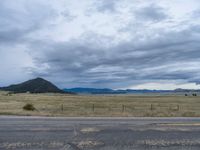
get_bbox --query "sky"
[1,0,200,90]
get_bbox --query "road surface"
[1,116,200,150]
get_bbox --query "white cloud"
[129,81,200,90]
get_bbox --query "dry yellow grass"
[0,91,200,117]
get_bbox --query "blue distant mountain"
[63,88,172,94]
[63,88,123,94]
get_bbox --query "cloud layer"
[1,0,200,89]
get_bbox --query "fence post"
[108,106,111,111]
[150,104,153,111]
[177,105,179,111]
[122,105,125,113]
[61,104,64,112]
[92,104,95,112]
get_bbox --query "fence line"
[58,104,181,113]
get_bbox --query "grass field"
[0,91,200,117]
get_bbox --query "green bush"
[23,104,36,111]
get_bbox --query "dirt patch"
[80,127,100,133]
[77,140,104,148]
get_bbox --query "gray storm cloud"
[134,4,168,22]
[1,0,200,89]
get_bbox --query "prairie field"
[0,91,200,117]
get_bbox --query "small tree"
[23,104,36,111]
[192,93,197,96]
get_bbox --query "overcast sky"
[1,0,200,90]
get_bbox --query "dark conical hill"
[1,78,65,93]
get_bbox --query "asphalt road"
[1,116,200,150]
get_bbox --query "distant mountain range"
[0,78,66,93]
[174,88,200,92]
[63,88,173,94]
[64,88,200,94]
[1,77,199,94]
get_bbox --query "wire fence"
[48,103,200,117]
[57,103,181,113]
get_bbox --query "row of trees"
[185,93,197,96]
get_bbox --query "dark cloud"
[0,1,53,44]
[27,23,200,88]
[93,0,119,13]
[0,0,74,44]
[134,4,168,22]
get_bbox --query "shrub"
[23,104,36,111]
[182,112,196,117]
